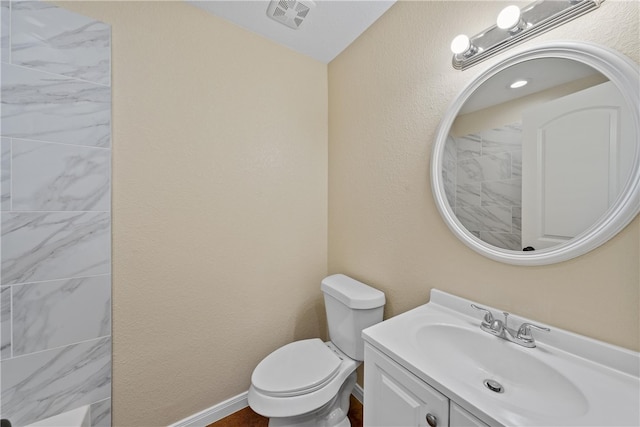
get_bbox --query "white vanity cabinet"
[362,290,640,427]
[364,343,489,427]
[449,403,490,427]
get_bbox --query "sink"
[362,289,640,426]
[415,324,589,418]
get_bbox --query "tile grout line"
[4,57,111,89]
[0,40,3,411]
[8,136,111,151]
[3,333,111,362]
[9,285,12,360]
[7,272,111,288]
[6,210,110,214]
[9,137,12,212]
[8,0,11,65]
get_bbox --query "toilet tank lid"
[321,274,385,309]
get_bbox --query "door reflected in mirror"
[442,58,635,252]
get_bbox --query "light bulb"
[497,5,522,30]
[509,79,529,89]
[450,34,471,55]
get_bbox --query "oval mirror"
[431,42,640,265]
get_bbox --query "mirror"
[432,42,640,265]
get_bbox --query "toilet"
[248,274,385,427]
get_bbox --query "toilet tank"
[321,274,385,361]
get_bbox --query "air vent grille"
[266,0,315,30]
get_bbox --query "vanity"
[362,290,640,426]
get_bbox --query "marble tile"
[443,174,456,208]
[456,183,481,207]
[457,152,511,184]
[480,231,521,251]
[1,336,111,427]
[512,207,522,235]
[444,135,457,163]
[1,137,10,210]
[12,139,110,211]
[12,275,110,356]
[11,1,110,86]
[511,150,522,178]
[0,63,111,147]
[2,211,111,285]
[481,179,522,207]
[454,133,481,160]
[481,123,522,155]
[1,1,9,63]
[455,205,512,233]
[1,286,11,359]
[90,398,111,427]
[442,164,456,208]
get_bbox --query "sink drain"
[483,379,504,393]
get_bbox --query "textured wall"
[329,0,639,351]
[52,1,328,425]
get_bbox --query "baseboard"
[169,386,365,427]
[352,383,364,404]
[168,391,248,427]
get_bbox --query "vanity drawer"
[450,402,490,427]
[364,343,449,427]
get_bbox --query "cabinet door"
[450,402,490,427]
[364,344,449,427]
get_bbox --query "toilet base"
[267,371,357,427]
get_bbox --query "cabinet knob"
[426,413,437,427]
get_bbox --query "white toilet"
[248,274,385,427]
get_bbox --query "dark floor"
[208,395,363,427]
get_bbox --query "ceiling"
[459,57,601,114]
[187,0,396,63]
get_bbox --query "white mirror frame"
[431,41,640,265]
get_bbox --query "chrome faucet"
[471,304,550,348]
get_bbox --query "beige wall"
[329,0,639,359]
[56,2,328,425]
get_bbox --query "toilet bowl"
[248,274,385,427]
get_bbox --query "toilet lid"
[251,338,342,397]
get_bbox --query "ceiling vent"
[266,0,316,30]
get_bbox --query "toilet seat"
[248,340,360,419]
[251,339,341,397]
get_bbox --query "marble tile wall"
[443,135,457,208]
[0,2,111,426]
[451,123,522,251]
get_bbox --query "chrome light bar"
[451,0,603,70]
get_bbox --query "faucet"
[471,304,550,348]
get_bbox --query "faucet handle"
[471,304,494,326]
[517,322,551,345]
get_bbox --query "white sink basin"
[415,324,589,418]
[362,290,640,426]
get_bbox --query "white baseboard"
[168,391,248,427]
[168,387,365,427]
[352,383,364,404]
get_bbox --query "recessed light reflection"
[509,79,529,89]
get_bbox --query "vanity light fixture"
[450,34,477,57]
[451,0,602,70]
[509,79,529,89]
[496,5,526,33]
